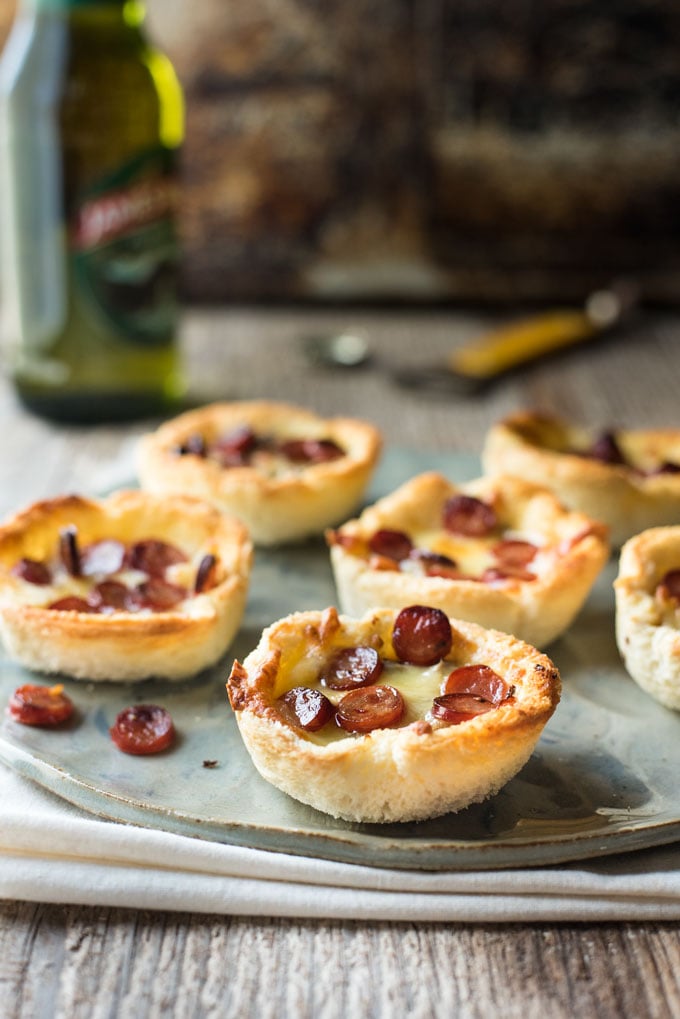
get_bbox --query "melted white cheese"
[286,659,453,745]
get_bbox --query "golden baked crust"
[0,491,252,682]
[615,526,680,710]
[482,410,680,547]
[137,400,382,546]
[227,606,561,823]
[328,472,608,649]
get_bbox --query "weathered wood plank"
[2,902,680,1019]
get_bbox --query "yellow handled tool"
[448,289,628,381]
[302,285,635,394]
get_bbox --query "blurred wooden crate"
[3,0,680,303]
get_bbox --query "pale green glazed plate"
[1,449,680,871]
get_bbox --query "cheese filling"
[413,528,547,578]
[7,552,218,616]
[276,658,504,745]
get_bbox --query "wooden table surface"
[2,306,680,1018]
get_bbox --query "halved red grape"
[279,438,344,463]
[319,646,384,690]
[11,558,52,585]
[133,578,187,610]
[588,431,626,465]
[368,529,413,562]
[431,693,494,725]
[277,687,334,731]
[59,525,81,576]
[392,605,452,665]
[7,683,75,727]
[313,440,344,461]
[492,539,538,568]
[126,539,187,576]
[442,494,497,536]
[657,569,680,602]
[109,704,175,755]
[408,549,459,578]
[336,684,404,732]
[212,425,258,466]
[48,596,97,612]
[80,539,126,577]
[87,580,131,612]
[195,553,219,594]
[442,663,513,703]
[277,439,312,462]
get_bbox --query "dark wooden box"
[4,0,680,303]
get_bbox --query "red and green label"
[70,147,178,345]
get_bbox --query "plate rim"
[2,445,680,872]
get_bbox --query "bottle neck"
[29,0,142,13]
[32,0,124,6]
[26,0,146,31]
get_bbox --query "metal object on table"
[302,332,372,369]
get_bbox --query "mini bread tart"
[482,410,680,547]
[0,491,252,681]
[327,472,608,649]
[227,605,561,823]
[615,527,680,710]
[137,400,382,545]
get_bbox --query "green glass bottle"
[0,0,185,423]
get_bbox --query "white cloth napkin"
[3,762,680,922]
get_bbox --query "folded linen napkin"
[3,763,680,922]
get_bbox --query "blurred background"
[2,0,680,307]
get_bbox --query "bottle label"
[70,147,178,345]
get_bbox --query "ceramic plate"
[1,449,680,871]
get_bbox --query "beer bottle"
[0,0,185,423]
